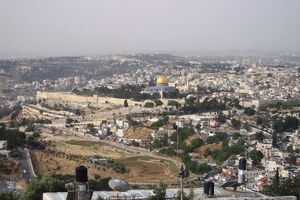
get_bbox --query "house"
[0,140,10,158]
[116,128,126,138]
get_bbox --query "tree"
[23,176,66,200]
[23,175,112,200]
[168,100,180,108]
[65,118,74,125]
[151,116,169,129]
[190,138,204,150]
[244,107,256,116]
[187,188,195,200]
[231,118,241,130]
[148,183,167,200]
[287,145,294,153]
[74,109,81,115]
[195,124,201,133]
[232,133,241,140]
[218,111,226,124]
[243,122,251,131]
[272,115,299,133]
[262,175,300,198]
[124,99,128,108]
[272,132,278,148]
[175,188,195,200]
[249,149,264,166]
[86,124,98,135]
[0,192,20,200]
[256,116,263,125]
[144,102,155,108]
[255,132,265,142]
[154,99,163,106]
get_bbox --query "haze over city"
[1,0,300,59]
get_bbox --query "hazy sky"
[1,0,300,58]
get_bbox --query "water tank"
[239,158,246,170]
[238,169,245,184]
[203,181,210,195]
[209,182,214,196]
[76,166,88,183]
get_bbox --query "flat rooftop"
[42,187,297,200]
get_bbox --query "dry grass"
[0,160,20,176]
[125,126,153,140]
[31,134,178,183]
[195,142,222,160]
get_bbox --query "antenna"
[108,178,130,200]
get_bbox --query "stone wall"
[36,91,182,107]
[36,91,99,104]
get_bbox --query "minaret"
[160,89,164,99]
[186,78,190,92]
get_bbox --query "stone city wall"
[36,91,99,104]
[36,91,182,107]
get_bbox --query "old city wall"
[36,91,148,106]
[36,91,180,107]
[36,91,99,104]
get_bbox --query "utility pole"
[179,165,185,200]
[176,113,179,157]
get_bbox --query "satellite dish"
[108,178,130,192]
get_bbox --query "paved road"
[21,148,37,179]
[0,149,35,193]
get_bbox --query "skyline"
[1,0,300,59]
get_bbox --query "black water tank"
[239,158,247,170]
[203,181,210,195]
[76,166,88,183]
[209,182,214,196]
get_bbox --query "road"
[0,149,36,193]
[21,148,37,179]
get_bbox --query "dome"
[156,75,168,85]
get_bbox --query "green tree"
[243,122,251,131]
[190,138,204,150]
[231,118,241,130]
[244,107,256,116]
[148,183,167,200]
[272,132,278,148]
[195,124,201,132]
[23,176,66,200]
[262,176,300,198]
[168,100,180,108]
[144,102,155,108]
[175,188,194,200]
[287,145,294,153]
[124,99,128,108]
[249,149,264,166]
[232,133,241,140]
[272,115,299,133]
[154,99,163,106]
[255,132,265,142]
[86,124,98,135]
[218,111,226,124]
[74,109,81,115]
[0,192,20,200]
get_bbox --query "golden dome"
[156,75,168,85]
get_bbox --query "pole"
[180,175,183,200]
[179,165,184,200]
[176,115,179,157]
